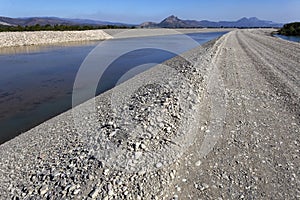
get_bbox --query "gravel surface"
[103,28,234,37]
[0,28,231,48]
[0,29,299,199]
[0,30,112,48]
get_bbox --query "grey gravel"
[0,29,299,199]
[0,30,112,48]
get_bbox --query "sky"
[0,0,299,24]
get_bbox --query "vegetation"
[278,22,300,36]
[0,24,135,32]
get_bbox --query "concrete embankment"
[0,29,299,199]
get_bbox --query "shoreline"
[0,28,234,48]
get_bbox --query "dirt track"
[0,29,299,199]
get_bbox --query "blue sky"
[0,0,299,23]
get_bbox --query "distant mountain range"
[0,16,134,27]
[140,15,283,28]
[0,15,283,28]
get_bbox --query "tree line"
[278,22,300,36]
[0,24,135,32]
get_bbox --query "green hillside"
[278,22,300,36]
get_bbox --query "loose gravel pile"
[0,29,299,199]
[0,30,112,48]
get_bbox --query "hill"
[278,22,300,36]
[0,15,284,29]
[140,15,283,28]
[0,16,134,27]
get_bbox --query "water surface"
[0,31,227,144]
[275,34,300,43]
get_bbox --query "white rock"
[140,143,147,150]
[156,162,163,168]
[89,188,100,199]
[134,151,143,159]
[195,160,202,166]
[108,189,114,196]
[104,168,110,175]
[200,183,209,191]
[73,189,81,195]
[103,196,109,200]
[170,172,175,179]
[39,186,48,196]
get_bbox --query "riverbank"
[0,28,234,48]
[0,29,299,199]
[0,30,113,48]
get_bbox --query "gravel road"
[169,29,300,199]
[0,29,299,199]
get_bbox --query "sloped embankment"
[0,30,113,48]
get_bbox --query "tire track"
[238,31,300,91]
[236,30,300,119]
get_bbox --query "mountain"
[158,15,190,28]
[0,16,134,27]
[140,16,191,28]
[0,15,283,28]
[63,18,133,27]
[140,22,158,28]
[0,16,73,26]
[0,21,13,26]
[140,15,283,28]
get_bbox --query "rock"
[108,189,114,196]
[39,186,48,196]
[104,168,110,175]
[194,183,199,189]
[89,188,100,199]
[170,172,175,179]
[134,151,143,159]
[200,183,209,191]
[107,183,114,196]
[195,160,202,166]
[156,162,163,168]
[68,185,77,192]
[73,189,81,195]
[159,123,164,128]
[103,196,109,200]
[173,194,179,200]
[166,127,172,133]
[140,143,147,150]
